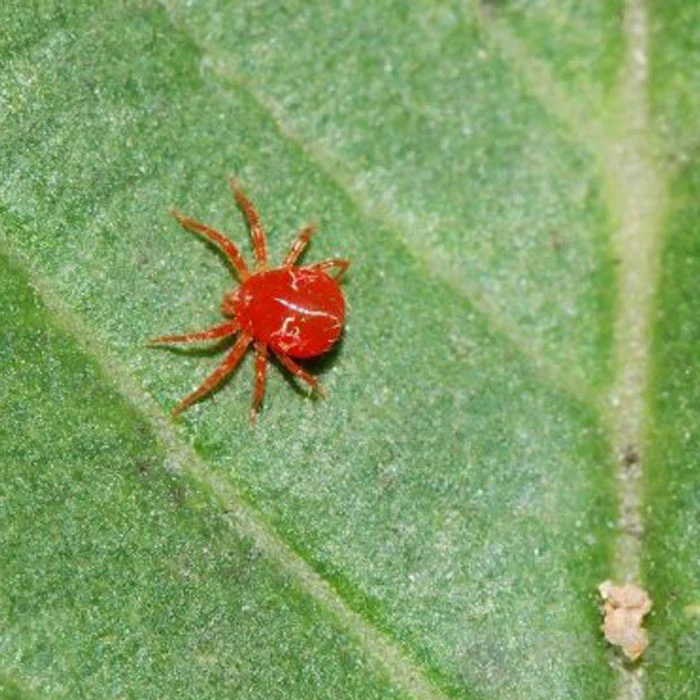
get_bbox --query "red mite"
[149,179,349,421]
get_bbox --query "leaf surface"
[1,1,696,698]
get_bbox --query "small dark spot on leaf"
[549,231,564,253]
[170,483,186,506]
[622,445,640,468]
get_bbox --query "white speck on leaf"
[598,580,652,661]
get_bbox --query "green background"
[1,1,698,698]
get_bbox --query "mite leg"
[250,341,268,423]
[171,212,249,281]
[172,332,252,416]
[148,321,239,346]
[312,259,350,280]
[273,351,326,398]
[230,178,268,269]
[283,223,316,266]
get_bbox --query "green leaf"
[0,1,696,698]
[644,3,700,694]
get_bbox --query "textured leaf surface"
[0,1,696,698]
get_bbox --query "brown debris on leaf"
[598,580,652,661]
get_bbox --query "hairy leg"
[283,223,316,266]
[312,259,350,280]
[148,321,239,346]
[171,212,249,281]
[172,332,252,416]
[273,351,326,397]
[230,178,268,269]
[250,341,268,423]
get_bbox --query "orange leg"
[312,259,350,280]
[172,212,249,281]
[172,332,252,416]
[250,341,268,423]
[283,223,316,266]
[148,321,239,346]
[273,351,326,397]
[230,178,267,270]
